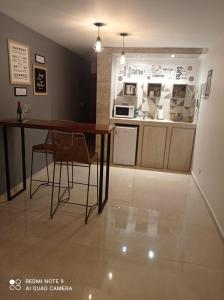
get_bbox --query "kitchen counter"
[110,117,197,129]
[110,117,197,172]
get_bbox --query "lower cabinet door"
[168,128,195,172]
[141,126,167,169]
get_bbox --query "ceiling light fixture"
[93,22,104,53]
[171,54,176,58]
[120,33,128,64]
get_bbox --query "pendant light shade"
[120,33,128,64]
[93,22,104,53]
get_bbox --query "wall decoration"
[172,84,187,99]
[14,87,27,96]
[205,69,213,97]
[33,65,47,95]
[8,39,31,85]
[148,83,162,98]
[118,62,195,82]
[123,82,137,96]
[35,54,45,65]
[113,56,199,122]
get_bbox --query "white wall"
[192,36,224,235]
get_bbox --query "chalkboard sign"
[33,65,47,95]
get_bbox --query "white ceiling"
[0,0,224,57]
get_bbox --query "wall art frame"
[33,64,48,96]
[8,39,31,85]
[14,87,27,96]
[205,69,213,97]
[35,54,45,65]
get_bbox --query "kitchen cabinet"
[168,128,195,172]
[141,126,167,169]
[110,117,196,173]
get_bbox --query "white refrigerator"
[113,126,138,166]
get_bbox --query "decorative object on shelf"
[123,82,137,96]
[8,39,31,85]
[205,69,213,97]
[33,65,47,95]
[93,22,105,53]
[35,54,45,65]
[172,84,187,99]
[148,83,162,98]
[120,33,128,65]
[14,87,27,96]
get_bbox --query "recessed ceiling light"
[171,54,175,58]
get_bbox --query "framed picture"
[35,54,45,65]
[172,84,187,99]
[33,65,48,95]
[148,83,162,98]
[8,39,31,85]
[14,87,27,96]
[205,69,213,97]
[123,82,137,96]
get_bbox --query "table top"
[0,119,114,134]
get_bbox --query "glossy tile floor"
[0,166,224,300]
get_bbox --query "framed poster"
[33,65,48,95]
[8,39,31,85]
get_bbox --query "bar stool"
[50,131,98,224]
[30,121,75,198]
[30,131,54,198]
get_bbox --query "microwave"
[114,105,135,118]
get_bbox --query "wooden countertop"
[0,119,114,134]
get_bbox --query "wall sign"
[14,87,27,96]
[33,65,48,95]
[8,39,31,85]
[35,54,45,64]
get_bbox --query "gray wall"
[0,12,85,195]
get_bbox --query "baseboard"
[191,171,224,239]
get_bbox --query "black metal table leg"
[98,134,105,213]
[98,133,111,213]
[21,127,26,190]
[2,126,27,200]
[3,126,11,200]
[105,133,111,201]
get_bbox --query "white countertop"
[110,117,197,128]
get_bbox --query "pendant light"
[93,22,104,53]
[120,33,128,64]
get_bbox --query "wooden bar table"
[0,119,114,213]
